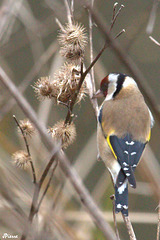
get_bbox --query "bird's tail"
[115,181,128,216]
[116,168,136,189]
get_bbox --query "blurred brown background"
[0,0,160,239]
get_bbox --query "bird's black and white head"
[94,73,137,100]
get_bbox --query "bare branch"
[55,17,65,31]
[88,0,99,117]
[64,0,73,25]
[149,36,160,46]
[36,159,58,213]
[110,4,124,32]
[110,195,120,240]
[122,215,137,240]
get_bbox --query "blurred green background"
[0,0,160,239]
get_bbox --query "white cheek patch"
[108,73,119,82]
[105,82,117,101]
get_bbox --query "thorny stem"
[13,115,36,184]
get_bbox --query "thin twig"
[110,195,120,240]
[110,4,124,32]
[149,36,160,46]
[157,202,160,240]
[88,0,99,117]
[36,159,58,212]
[112,2,118,22]
[55,17,65,31]
[122,215,137,240]
[70,0,74,18]
[13,115,36,184]
[64,0,72,25]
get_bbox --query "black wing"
[109,133,146,188]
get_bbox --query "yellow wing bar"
[106,135,117,159]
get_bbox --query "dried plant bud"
[34,77,53,100]
[49,120,76,149]
[52,63,86,104]
[58,23,87,63]
[12,150,31,169]
[19,119,35,137]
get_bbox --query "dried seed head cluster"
[53,63,86,103]
[19,119,35,137]
[49,120,76,149]
[12,150,31,169]
[34,77,53,100]
[58,23,87,63]
[34,63,87,104]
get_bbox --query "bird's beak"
[92,89,104,98]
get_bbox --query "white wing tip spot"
[133,164,137,167]
[123,205,128,209]
[131,152,136,155]
[125,141,135,145]
[117,204,122,209]
[124,150,129,154]
[123,167,129,171]
[123,162,128,166]
[126,173,130,176]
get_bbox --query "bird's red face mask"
[93,76,109,98]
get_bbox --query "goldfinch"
[94,73,154,216]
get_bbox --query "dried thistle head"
[34,77,53,100]
[58,23,87,63]
[49,120,76,149]
[19,119,35,137]
[52,63,87,104]
[12,150,31,169]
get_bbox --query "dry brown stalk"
[122,215,137,240]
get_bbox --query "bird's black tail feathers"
[115,183,128,216]
[116,168,136,188]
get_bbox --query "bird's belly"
[97,124,121,184]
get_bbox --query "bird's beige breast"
[101,87,151,142]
